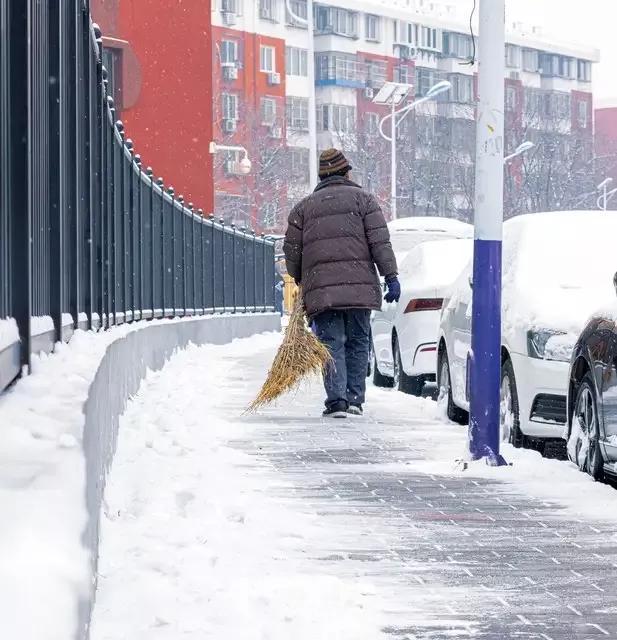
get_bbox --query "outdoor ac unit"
[397,44,418,61]
[222,118,237,133]
[223,65,238,80]
[269,125,283,139]
[364,87,374,99]
[268,72,281,86]
[222,11,237,26]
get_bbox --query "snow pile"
[91,336,388,640]
[0,327,137,640]
[0,317,19,352]
[389,216,472,256]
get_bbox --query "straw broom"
[248,287,332,411]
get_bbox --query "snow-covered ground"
[91,332,617,639]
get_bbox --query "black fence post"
[178,194,186,316]
[262,234,267,312]
[231,224,237,314]
[220,218,226,313]
[134,154,143,318]
[209,214,216,311]
[199,209,205,314]
[157,177,165,316]
[189,203,196,314]
[252,231,258,313]
[241,228,248,313]
[168,186,176,316]
[147,167,155,318]
[6,0,31,371]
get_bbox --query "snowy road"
[91,332,617,639]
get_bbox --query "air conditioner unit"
[222,11,237,26]
[396,44,418,61]
[267,72,281,86]
[364,87,374,99]
[223,65,238,80]
[222,118,237,133]
[269,125,283,139]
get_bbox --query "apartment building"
[212,0,598,229]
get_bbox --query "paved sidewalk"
[236,344,617,638]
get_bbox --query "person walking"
[284,148,400,418]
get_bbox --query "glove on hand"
[384,275,401,304]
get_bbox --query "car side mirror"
[614,272,617,296]
[468,276,473,290]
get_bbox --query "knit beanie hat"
[318,148,352,179]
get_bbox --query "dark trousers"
[313,309,371,409]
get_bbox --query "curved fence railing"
[0,2,275,395]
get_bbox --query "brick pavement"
[234,345,617,639]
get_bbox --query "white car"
[372,238,473,395]
[437,211,617,450]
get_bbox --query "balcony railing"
[315,55,386,89]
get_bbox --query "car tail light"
[404,298,443,313]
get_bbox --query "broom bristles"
[248,289,332,411]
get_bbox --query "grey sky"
[454,0,616,103]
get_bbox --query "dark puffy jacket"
[284,176,397,317]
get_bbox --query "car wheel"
[571,374,604,481]
[437,348,468,424]
[500,359,524,448]
[372,352,394,388]
[393,335,423,396]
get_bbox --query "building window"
[315,7,357,38]
[222,93,239,120]
[539,53,576,79]
[578,59,591,82]
[286,0,307,27]
[522,48,538,72]
[419,26,439,51]
[366,112,379,136]
[449,74,473,103]
[543,92,571,120]
[221,0,242,14]
[505,86,517,112]
[365,14,380,41]
[395,65,409,84]
[261,97,277,125]
[286,96,309,130]
[365,59,386,87]
[505,44,521,68]
[220,40,238,65]
[102,48,122,110]
[415,67,442,98]
[285,46,308,76]
[259,0,277,21]
[260,45,276,73]
[318,104,356,133]
[290,147,309,182]
[578,100,589,128]
[443,32,472,59]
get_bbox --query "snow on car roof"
[388,216,473,234]
[400,238,473,291]
[502,210,617,333]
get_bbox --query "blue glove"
[384,275,401,303]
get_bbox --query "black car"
[567,301,617,480]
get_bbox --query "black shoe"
[347,404,363,416]
[323,401,348,419]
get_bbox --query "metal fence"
[0,2,275,394]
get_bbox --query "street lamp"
[374,80,452,219]
[209,141,252,175]
[503,141,534,164]
[285,0,317,188]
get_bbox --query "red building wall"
[91,0,214,214]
